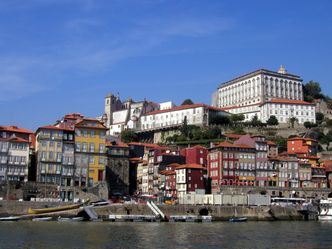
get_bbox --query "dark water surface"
[0,221,331,249]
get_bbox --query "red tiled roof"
[38,125,68,131]
[263,99,314,106]
[220,103,261,111]
[213,141,255,149]
[322,160,332,172]
[298,155,320,160]
[288,137,317,142]
[269,156,298,161]
[175,163,206,170]
[267,140,277,146]
[0,125,33,134]
[0,136,29,143]
[144,103,227,116]
[9,137,29,143]
[129,157,142,162]
[160,170,176,175]
[223,134,243,139]
[75,119,107,130]
[64,113,84,120]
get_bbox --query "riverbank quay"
[0,200,308,221]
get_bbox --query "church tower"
[104,93,122,128]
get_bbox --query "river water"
[0,221,331,249]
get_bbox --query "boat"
[57,216,84,222]
[229,217,247,222]
[0,216,20,221]
[318,198,332,221]
[32,217,53,222]
[28,203,81,215]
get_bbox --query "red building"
[175,164,206,198]
[163,170,177,198]
[208,142,256,193]
[180,145,208,166]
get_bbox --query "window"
[82,143,87,152]
[89,156,95,164]
[89,143,95,152]
[76,142,81,152]
[56,153,62,162]
[99,144,105,153]
[90,130,95,137]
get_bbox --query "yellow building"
[74,118,107,186]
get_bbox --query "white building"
[212,66,316,124]
[104,93,159,136]
[140,104,229,131]
[0,136,29,182]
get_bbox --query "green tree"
[275,137,288,153]
[316,112,324,124]
[230,114,245,124]
[267,115,279,126]
[180,116,189,138]
[250,115,262,127]
[289,117,298,128]
[120,129,138,143]
[304,121,317,129]
[303,81,325,101]
[209,115,231,126]
[181,99,194,105]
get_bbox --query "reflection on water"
[0,221,332,249]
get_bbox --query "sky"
[0,0,331,131]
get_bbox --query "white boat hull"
[318,198,332,221]
[318,215,332,221]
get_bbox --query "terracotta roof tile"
[213,141,255,149]
[175,163,206,170]
[144,103,227,116]
[267,140,277,146]
[0,125,33,134]
[263,99,314,105]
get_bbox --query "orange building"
[287,137,318,157]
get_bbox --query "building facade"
[106,142,130,195]
[212,67,316,124]
[208,141,256,193]
[36,126,64,185]
[0,137,29,182]
[140,104,228,132]
[74,119,107,187]
[175,164,206,198]
[180,145,208,166]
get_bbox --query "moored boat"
[0,216,20,221]
[318,198,332,221]
[32,217,53,222]
[229,217,247,222]
[57,216,84,222]
[28,203,81,215]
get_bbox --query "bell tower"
[104,93,122,128]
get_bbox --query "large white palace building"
[212,66,316,124]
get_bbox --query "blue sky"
[0,0,331,130]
